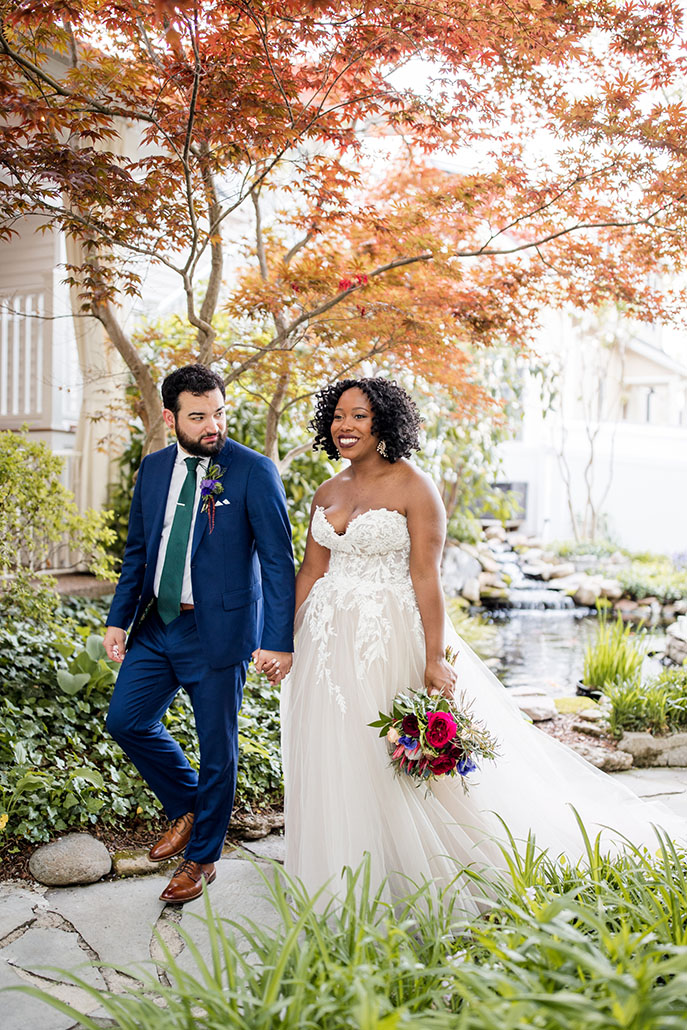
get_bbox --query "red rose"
[430,754,456,775]
[402,714,420,737]
[426,711,458,748]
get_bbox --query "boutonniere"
[200,463,225,532]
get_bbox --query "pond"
[486,609,665,697]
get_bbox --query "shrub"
[0,595,284,848]
[606,666,687,738]
[0,428,117,599]
[618,560,687,603]
[582,612,646,691]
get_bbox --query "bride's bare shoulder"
[398,461,444,514]
[311,472,346,509]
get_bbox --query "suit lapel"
[191,438,234,557]
[146,445,176,562]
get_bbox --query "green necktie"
[157,456,200,624]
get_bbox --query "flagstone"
[1,926,106,989]
[0,886,44,942]
[45,877,169,971]
[176,859,280,974]
[0,956,76,1030]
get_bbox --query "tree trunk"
[93,301,166,455]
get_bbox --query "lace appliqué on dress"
[302,507,424,715]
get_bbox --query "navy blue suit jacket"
[106,438,295,669]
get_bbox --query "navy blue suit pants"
[106,609,247,863]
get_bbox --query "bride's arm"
[407,475,457,698]
[295,500,330,613]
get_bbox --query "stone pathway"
[3,771,687,1030]
[0,836,284,1030]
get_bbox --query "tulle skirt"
[280,580,685,913]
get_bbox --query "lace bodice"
[299,507,423,714]
[311,506,412,587]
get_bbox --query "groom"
[103,364,295,903]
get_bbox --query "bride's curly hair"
[310,378,422,463]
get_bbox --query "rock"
[231,812,273,840]
[662,604,676,623]
[112,849,176,877]
[577,707,603,721]
[477,552,500,574]
[571,720,608,738]
[479,586,509,603]
[442,545,482,595]
[673,600,687,615]
[506,532,528,548]
[667,615,687,642]
[599,578,623,601]
[620,731,687,767]
[29,833,111,886]
[484,524,507,542]
[570,741,634,772]
[478,571,507,591]
[545,562,576,580]
[573,579,602,607]
[666,636,687,664]
[461,577,481,604]
[511,692,557,722]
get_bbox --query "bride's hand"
[424,658,456,699]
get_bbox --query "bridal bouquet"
[369,650,498,794]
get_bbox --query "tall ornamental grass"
[582,612,646,692]
[14,815,687,1030]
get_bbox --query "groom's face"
[164,388,227,457]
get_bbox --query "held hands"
[424,657,457,699]
[103,626,126,664]
[252,649,292,684]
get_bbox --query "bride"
[280,377,684,910]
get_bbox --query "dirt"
[0,806,284,883]
[535,712,619,754]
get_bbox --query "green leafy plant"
[16,821,687,1029]
[606,667,687,738]
[0,428,117,601]
[582,612,646,692]
[0,597,284,848]
[618,560,687,603]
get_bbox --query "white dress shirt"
[153,445,209,605]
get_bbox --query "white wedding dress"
[281,507,684,911]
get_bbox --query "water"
[488,610,596,695]
[487,610,664,697]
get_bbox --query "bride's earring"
[377,440,388,457]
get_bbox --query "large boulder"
[572,577,602,607]
[543,562,576,581]
[620,730,687,767]
[29,833,111,886]
[442,545,482,595]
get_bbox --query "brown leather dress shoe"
[148,812,194,862]
[159,859,216,903]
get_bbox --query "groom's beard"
[175,422,226,457]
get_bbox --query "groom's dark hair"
[161,364,226,415]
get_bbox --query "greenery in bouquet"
[370,669,498,793]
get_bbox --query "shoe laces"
[173,858,199,878]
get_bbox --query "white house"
[498,309,687,553]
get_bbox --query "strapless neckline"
[316,505,407,537]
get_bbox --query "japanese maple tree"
[2,0,687,456]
